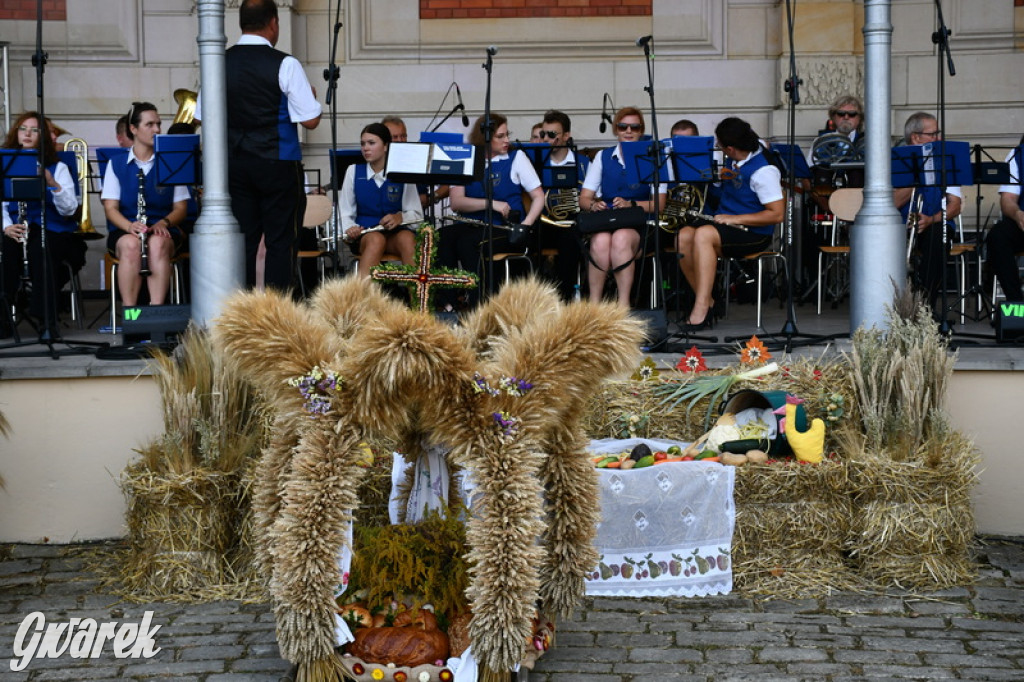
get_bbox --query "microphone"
[636,35,652,48]
[599,93,614,133]
[486,45,498,56]
[455,83,470,127]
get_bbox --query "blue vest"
[5,162,76,233]
[109,155,177,232]
[463,156,524,225]
[225,44,301,161]
[353,164,404,228]
[598,147,649,203]
[718,152,775,236]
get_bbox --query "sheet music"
[387,142,432,175]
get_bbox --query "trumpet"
[659,184,705,233]
[906,188,922,266]
[136,169,151,277]
[16,202,30,283]
[63,137,104,240]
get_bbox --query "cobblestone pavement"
[2,538,1023,681]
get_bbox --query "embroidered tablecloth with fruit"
[584,438,735,597]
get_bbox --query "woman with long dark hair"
[1,111,84,333]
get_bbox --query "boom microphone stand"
[931,0,955,335]
[480,46,497,303]
[321,0,343,275]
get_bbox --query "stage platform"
[1,291,1023,544]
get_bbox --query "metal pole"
[191,0,244,327]
[851,0,904,331]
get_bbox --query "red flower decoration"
[740,335,771,365]
[675,345,707,373]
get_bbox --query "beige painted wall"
[0,376,162,544]
[0,368,1021,544]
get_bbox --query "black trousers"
[1,227,86,325]
[986,217,1024,301]
[228,155,306,292]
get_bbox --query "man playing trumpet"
[101,102,190,307]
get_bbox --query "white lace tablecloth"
[584,438,735,598]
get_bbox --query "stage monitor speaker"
[995,302,1024,342]
[122,304,191,345]
[632,308,668,348]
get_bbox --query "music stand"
[668,135,717,184]
[154,133,202,186]
[892,140,973,330]
[95,147,130,184]
[416,132,467,221]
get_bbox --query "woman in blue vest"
[580,107,666,307]
[101,102,190,307]
[446,113,544,306]
[1,112,84,334]
[340,122,423,278]
[675,117,783,331]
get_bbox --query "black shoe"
[682,311,714,332]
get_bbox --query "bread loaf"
[348,611,449,667]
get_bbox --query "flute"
[17,202,30,283]
[136,169,151,277]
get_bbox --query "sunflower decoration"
[630,356,660,381]
[675,346,708,373]
[740,335,771,365]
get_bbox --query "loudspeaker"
[122,304,191,345]
[996,302,1024,342]
[632,308,668,348]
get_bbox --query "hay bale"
[121,464,239,595]
[733,549,862,598]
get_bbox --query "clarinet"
[136,169,151,277]
[17,202,30,283]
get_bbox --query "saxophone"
[136,169,151,277]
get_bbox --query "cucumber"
[719,438,769,454]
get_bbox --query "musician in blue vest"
[675,117,783,331]
[538,109,590,302]
[986,138,1024,302]
[447,112,544,305]
[580,106,666,307]
[340,123,423,278]
[194,0,321,292]
[101,102,190,308]
[1,112,85,333]
[893,112,962,311]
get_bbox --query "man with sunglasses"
[894,111,962,313]
[537,110,589,301]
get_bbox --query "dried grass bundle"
[732,550,863,598]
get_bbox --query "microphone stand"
[0,0,100,357]
[932,0,955,336]
[761,0,832,352]
[480,48,496,303]
[322,0,343,275]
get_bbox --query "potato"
[720,452,748,467]
[745,449,768,464]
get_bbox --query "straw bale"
[734,459,849,504]
[735,499,852,554]
[851,500,974,555]
[733,550,862,598]
[121,465,239,595]
[855,551,977,589]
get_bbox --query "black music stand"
[892,140,973,330]
[417,132,466,222]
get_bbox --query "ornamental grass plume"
[844,301,955,460]
[143,327,268,475]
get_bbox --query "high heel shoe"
[682,310,714,332]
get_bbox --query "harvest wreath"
[213,276,644,682]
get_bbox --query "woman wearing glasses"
[579,106,666,307]
[675,117,783,331]
[1,112,84,333]
[446,112,543,306]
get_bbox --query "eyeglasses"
[834,110,860,118]
[17,126,41,134]
[616,123,642,132]
[917,130,941,138]
[539,130,561,140]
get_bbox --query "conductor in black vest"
[196,0,321,291]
